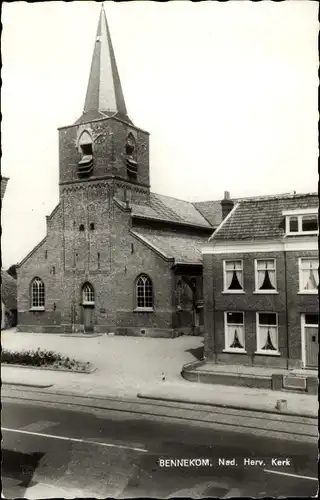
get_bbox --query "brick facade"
[203,248,318,368]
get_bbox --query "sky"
[1,1,318,269]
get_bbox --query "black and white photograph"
[1,1,318,498]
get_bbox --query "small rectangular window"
[289,216,298,232]
[257,312,278,353]
[302,215,318,232]
[305,313,319,326]
[225,312,245,351]
[224,261,243,292]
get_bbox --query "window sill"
[82,302,95,306]
[29,307,45,312]
[253,290,279,295]
[222,349,247,354]
[297,291,318,295]
[134,307,154,313]
[254,351,280,357]
[222,290,245,294]
[286,231,318,236]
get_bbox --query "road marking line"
[20,420,57,433]
[263,469,318,481]
[1,427,148,453]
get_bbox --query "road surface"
[1,388,318,498]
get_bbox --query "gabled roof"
[1,271,17,310]
[130,192,212,229]
[75,5,130,125]
[212,193,319,241]
[131,228,208,264]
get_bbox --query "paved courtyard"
[1,329,203,395]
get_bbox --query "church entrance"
[81,282,95,333]
[83,305,94,333]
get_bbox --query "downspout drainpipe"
[284,248,289,370]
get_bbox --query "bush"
[1,348,91,371]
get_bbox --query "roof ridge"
[151,191,193,204]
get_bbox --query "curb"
[136,393,318,420]
[3,382,53,389]
[1,363,96,374]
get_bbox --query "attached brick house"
[203,193,319,370]
[16,6,225,337]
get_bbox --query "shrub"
[1,348,91,372]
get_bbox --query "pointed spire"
[79,4,129,123]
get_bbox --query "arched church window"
[136,274,153,309]
[31,278,45,308]
[77,131,93,177]
[82,282,95,305]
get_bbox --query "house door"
[83,306,94,333]
[303,313,318,368]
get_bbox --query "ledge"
[133,307,154,313]
[253,291,279,295]
[222,291,245,294]
[254,351,281,357]
[1,362,96,374]
[29,307,45,312]
[222,349,247,354]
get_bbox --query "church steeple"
[76,4,130,124]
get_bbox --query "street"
[1,389,318,498]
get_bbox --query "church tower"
[58,4,150,203]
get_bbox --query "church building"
[16,6,225,337]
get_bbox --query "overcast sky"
[1,1,318,269]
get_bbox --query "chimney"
[221,191,234,220]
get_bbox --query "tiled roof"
[1,271,17,310]
[130,192,212,228]
[193,200,223,227]
[131,228,208,264]
[212,193,319,241]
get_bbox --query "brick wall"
[59,118,150,190]
[203,248,318,368]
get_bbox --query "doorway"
[302,313,318,369]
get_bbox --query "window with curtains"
[136,274,153,309]
[223,260,243,292]
[82,282,95,305]
[299,258,319,293]
[256,313,278,354]
[255,259,277,292]
[225,312,245,351]
[31,278,45,309]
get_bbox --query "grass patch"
[1,348,92,372]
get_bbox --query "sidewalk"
[2,364,318,419]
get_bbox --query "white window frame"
[223,311,246,353]
[298,258,319,295]
[284,208,318,236]
[30,278,45,311]
[223,260,245,294]
[255,312,280,356]
[254,259,278,294]
[134,274,154,311]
